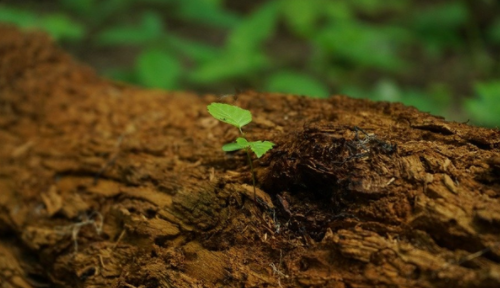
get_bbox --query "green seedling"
[207,103,274,201]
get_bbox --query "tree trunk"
[1,26,500,288]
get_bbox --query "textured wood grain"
[1,25,500,288]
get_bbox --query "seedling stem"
[207,103,274,202]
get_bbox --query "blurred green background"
[1,0,499,127]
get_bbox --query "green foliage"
[96,12,164,46]
[207,103,252,131]
[165,35,219,63]
[1,0,499,127]
[342,79,452,117]
[188,51,269,84]
[222,137,275,158]
[207,103,274,158]
[465,81,500,128]
[135,48,182,89]
[349,0,409,14]
[266,71,329,98]
[487,17,500,44]
[411,2,468,56]
[0,6,37,27]
[280,0,323,37]
[226,1,278,54]
[189,0,278,84]
[171,0,240,28]
[314,22,408,71]
[0,5,84,42]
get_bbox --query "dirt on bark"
[1,25,500,288]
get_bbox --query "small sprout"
[207,103,275,158]
[207,102,275,201]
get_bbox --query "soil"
[1,25,500,288]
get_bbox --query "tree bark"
[1,25,500,288]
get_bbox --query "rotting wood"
[1,25,500,288]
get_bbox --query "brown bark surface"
[1,26,500,288]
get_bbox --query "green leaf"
[59,0,96,16]
[175,0,240,28]
[222,137,250,152]
[411,2,468,56]
[0,6,38,27]
[0,6,85,42]
[135,48,182,89]
[465,81,500,127]
[487,17,500,44]
[226,1,279,54]
[324,1,353,20]
[188,51,269,84]
[207,103,252,129]
[280,0,321,37]
[265,71,329,98]
[222,138,274,158]
[349,0,410,14]
[187,1,277,84]
[314,22,408,71]
[96,11,164,46]
[40,14,85,42]
[165,35,219,64]
[249,141,275,158]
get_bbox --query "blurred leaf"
[206,0,279,84]
[206,0,223,5]
[0,5,38,27]
[135,48,182,89]
[411,2,468,55]
[280,0,322,37]
[60,0,135,23]
[189,51,269,84]
[314,22,409,71]
[279,0,353,36]
[265,71,329,98]
[414,2,468,29]
[487,17,500,44]
[141,0,177,3]
[96,11,164,46]
[324,1,353,20]
[174,0,240,28]
[341,82,401,102]
[0,6,84,41]
[465,81,500,127]
[226,1,279,54]
[399,90,448,116]
[40,14,85,41]
[165,35,219,64]
[427,83,452,109]
[342,80,450,118]
[59,0,95,16]
[373,79,450,116]
[349,0,410,14]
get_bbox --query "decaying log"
[1,25,500,288]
